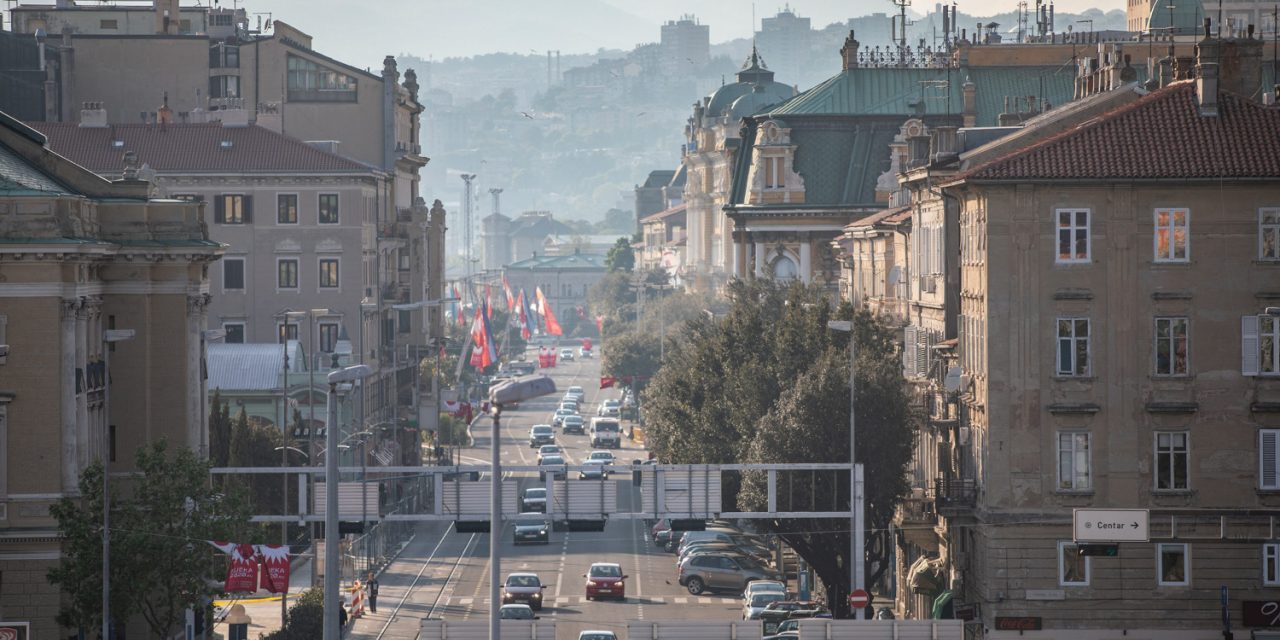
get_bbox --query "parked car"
[529,424,555,448]
[559,348,575,361]
[762,618,801,639]
[509,361,536,376]
[562,415,586,434]
[677,552,782,595]
[539,454,567,481]
[584,562,627,600]
[743,591,788,620]
[680,542,771,568]
[521,487,548,512]
[757,601,830,628]
[513,514,551,545]
[501,573,546,609]
[536,444,562,464]
[743,579,788,600]
[498,604,537,620]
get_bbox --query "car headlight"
[539,529,547,535]
[532,592,542,600]
[616,581,624,588]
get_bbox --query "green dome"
[728,82,796,121]
[706,46,796,118]
[1148,0,1204,35]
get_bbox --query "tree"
[48,440,253,637]
[600,329,662,382]
[641,279,916,616]
[587,271,637,330]
[209,389,232,469]
[228,408,286,516]
[261,587,325,640]
[604,237,635,272]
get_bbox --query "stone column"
[799,237,812,284]
[754,240,765,278]
[188,293,211,454]
[61,298,81,494]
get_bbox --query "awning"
[931,589,955,619]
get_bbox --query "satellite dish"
[944,366,963,392]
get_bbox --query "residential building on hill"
[0,110,222,637]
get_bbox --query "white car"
[597,399,621,417]
[566,385,586,402]
[587,450,616,465]
[743,579,787,600]
[578,632,616,640]
[551,409,574,427]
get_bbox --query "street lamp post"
[827,320,865,619]
[323,365,372,640]
[101,328,135,640]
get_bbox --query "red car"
[584,562,627,600]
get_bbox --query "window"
[214,195,250,224]
[1157,543,1189,586]
[1243,315,1280,376]
[1057,432,1091,491]
[763,156,784,189]
[1154,208,1189,262]
[210,43,239,68]
[318,194,340,224]
[318,258,339,288]
[1266,543,1280,586]
[223,323,245,344]
[1055,208,1090,263]
[1261,429,1280,490]
[287,55,358,102]
[1261,209,1280,260]
[398,310,411,334]
[99,19,118,29]
[1058,541,1090,586]
[398,247,411,271]
[223,258,245,291]
[208,74,240,99]
[1155,432,1189,491]
[1154,317,1188,376]
[277,259,299,289]
[1056,318,1091,376]
[278,323,299,343]
[171,193,202,202]
[277,194,298,224]
[318,322,339,353]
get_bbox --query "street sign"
[848,589,870,609]
[1072,508,1149,542]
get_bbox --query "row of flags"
[459,282,566,371]
[209,541,291,593]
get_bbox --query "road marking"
[458,597,473,605]
[720,598,735,604]
[553,532,568,600]
[674,597,688,604]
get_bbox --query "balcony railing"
[934,476,977,512]
[897,495,936,523]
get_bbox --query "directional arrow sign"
[1073,508,1150,542]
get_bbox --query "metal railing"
[934,476,977,510]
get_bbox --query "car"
[536,444,562,464]
[680,542,771,568]
[583,562,627,601]
[562,415,586,434]
[677,552,782,595]
[579,461,609,480]
[551,408,575,427]
[539,454,567,481]
[513,514,551,545]
[522,487,548,512]
[743,591,788,620]
[578,632,615,640]
[559,348,575,361]
[501,573,547,609]
[587,450,615,465]
[558,401,580,415]
[589,417,622,449]
[762,618,802,639]
[498,604,537,620]
[566,385,586,402]
[743,579,788,600]
[579,347,593,359]
[875,607,896,620]
[529,424,555,448]
[597,399,621,417]
[757,601,830,627]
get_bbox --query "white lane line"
[458,597,473,605]
[674,597,688,604]
[720,598,735,604]
[553,532,569,601]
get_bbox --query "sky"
[239,0,1121,67]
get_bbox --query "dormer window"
[764,156,784,189]
[111,140,124,148]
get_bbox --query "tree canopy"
[641,278,916,616]
[604,237,635,272]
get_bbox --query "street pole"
[489,405,502,640]
[827,320,863,619]
[323,365,371,640]
[280,344,290,635]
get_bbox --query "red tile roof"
[957,82,1280,182]
[26,122,371,174]
[640,203,687,224]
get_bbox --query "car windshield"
[525,488,546,498]
[589,565,622,578]
[590,452,612,460]
[507,575,540,587]
[565,416,582,423]
[594,422,619,432]
[750,582,786,592]
[541,456,563,465]
[752,593,786,607]
[580,634,614,640]
[516,518,546,527]
[556,409,572,416]
[532,426,552,435]
[569,387,584,394]
[500,606,533,619]
[539,446,559,454]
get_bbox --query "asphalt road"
[339,347,747,639]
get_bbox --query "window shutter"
[242,195,253,223]
[916,330,930,377]
[904,326,918,376]
[214,196,225,224]
[1262,430,1279,489]
[1242,315,1261,376]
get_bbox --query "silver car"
[743,591,787,619]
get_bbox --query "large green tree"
[228,408,287,516]
[604,237,635,272]
[642,279,916,616]
[208,389,232,469]
[48,440,253,637]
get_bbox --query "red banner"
[257,544,290,593]
[600,375,616,389]
[209,541,260,593]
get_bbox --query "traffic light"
[1077,543,1119,556]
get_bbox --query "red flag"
[516,290,531,340]
[600,375,616,389]
[257,544,291,593]
[209,541,259,593]
[535,286,563,336]
[469,302,496,369]
[502,274,515,311]
[595,314,605,334]
[485,284,493,319]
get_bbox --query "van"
[589,417,621,449]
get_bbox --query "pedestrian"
[338,602,348,628]
[367,572,380,612]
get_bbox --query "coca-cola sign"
[994,617,1042,631]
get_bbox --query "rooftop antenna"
[1018,0,1028,41]
[891,0,913,51]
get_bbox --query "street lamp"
[280,307,332,586]
[324,365,372,640]
[827,320,865,620]
[102,328,135,640]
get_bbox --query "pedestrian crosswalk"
[444,595,738,606]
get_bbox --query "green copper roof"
[0,142,71,195]
[505,252,609,271]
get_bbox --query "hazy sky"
[242,0,1120,67]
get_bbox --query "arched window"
[772,255,798,280]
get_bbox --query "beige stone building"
[876,35,1280,637]
[0,111,222,637]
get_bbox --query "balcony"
[382,283,410,304]
[934,476,977,514]
[378,222,408,240]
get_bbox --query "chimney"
[79,101,108,128]
[962,78,977,127]
[1196,62,1219,116]
[216,99,250,127]
[154,0,179,35]
[840,30,861,70]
